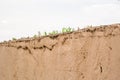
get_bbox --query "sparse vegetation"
[11,27,75,41]
[9,25,102,41]
[39,27,74,37]
[41,27,74,36]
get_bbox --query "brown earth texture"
[0,23,120,80]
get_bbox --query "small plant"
[49,30,58,35]
[62,27,73,33]
[38,31,41,37]
[33,35,37,38]
[62,27,67,33]
[12,37,17,40]
[66,27,72,32]
[44,32,47,36]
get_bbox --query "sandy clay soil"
[0,23,120,80]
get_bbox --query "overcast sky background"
[0,0,120,41]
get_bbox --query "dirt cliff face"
[0,23,120,80]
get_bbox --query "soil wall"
[0,24,120,80]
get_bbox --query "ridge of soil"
[0,23,120,45]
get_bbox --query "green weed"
[12,37,17,40]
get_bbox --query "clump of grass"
[49,30,58,35]
[62,27,74,33]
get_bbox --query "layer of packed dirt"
[0,23,120,80]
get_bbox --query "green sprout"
[12,37,17,40]
[66,27,72,32]
[62,27,73,33]
[33,35,37,38]
[49,30,58,35]
[44,32,47,36]
[62,27,67,33]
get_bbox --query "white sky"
[0,0,120,41]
